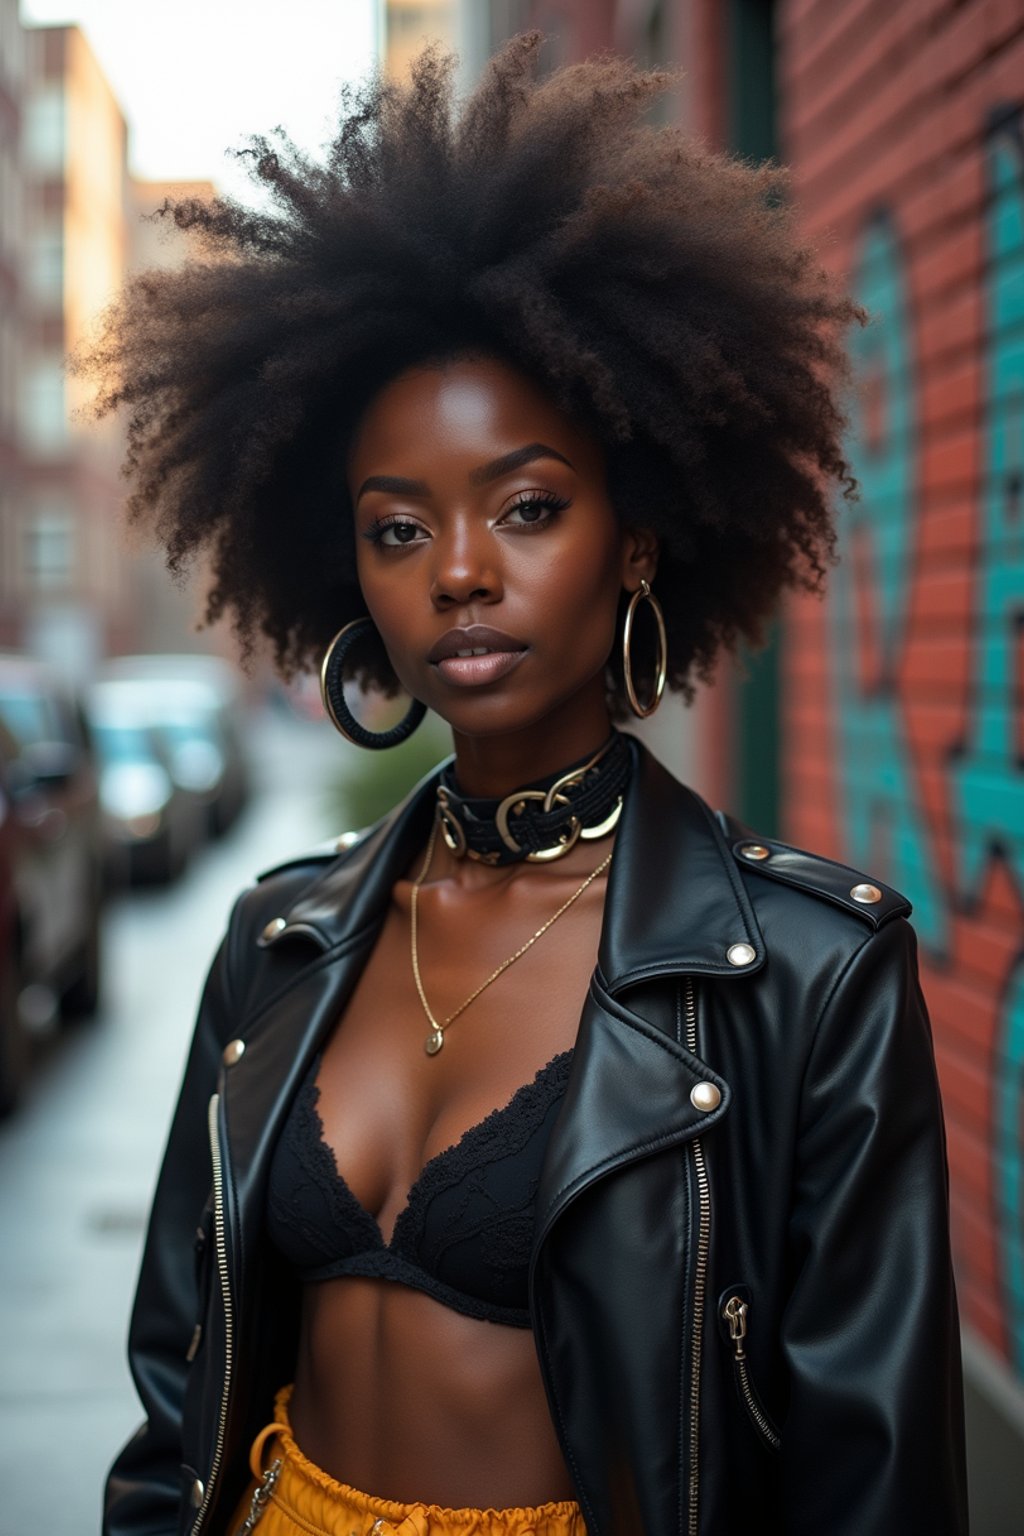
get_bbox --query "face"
[347,354,657,744]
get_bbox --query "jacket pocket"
[717,1283,782,1451]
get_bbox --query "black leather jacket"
[104,736,969,1536]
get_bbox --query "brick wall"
[776,0,1024,1390]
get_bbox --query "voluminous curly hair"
[77,31,866,708]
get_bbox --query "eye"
[498,490,570,530]
[363,517,429,548]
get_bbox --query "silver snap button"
[222,1039,246,1066]
[690,1082,722,1112]
[726,942,756,967]
[739,843,770,860]
[850,882,882,904]
[190,1476,205,1508]
[259,916,287,946]
[336,830,359,850]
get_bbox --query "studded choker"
[434,731,631,865]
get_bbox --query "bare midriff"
[283,839,610,1510]
[288,1282,577,1508]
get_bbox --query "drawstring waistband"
[228,1383,588,1536]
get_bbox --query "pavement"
[0,707,343,1535]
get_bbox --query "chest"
[301,881,603,1246]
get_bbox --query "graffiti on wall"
[828,113,1024,1374]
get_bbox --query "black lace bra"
[266,1045,574,1327]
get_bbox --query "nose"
[429,520,502,610]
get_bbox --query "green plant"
[323,712,451,833]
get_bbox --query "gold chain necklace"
[410,813,613,1056]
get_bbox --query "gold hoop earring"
[622,579,667,719]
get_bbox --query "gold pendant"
[425,1028,445,1056]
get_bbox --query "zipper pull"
[722,1295,748,1360]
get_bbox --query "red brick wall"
[777,0,1024,1386]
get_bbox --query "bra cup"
[266,1048,574,1327]
[266,1054,382,1267]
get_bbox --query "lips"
[427,624,529,688]
[427,624,528,664]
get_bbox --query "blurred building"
[0,0,28,651]
[384,0,504,94]
[12,23,131,678]
[383,0,457,78]
[127,176,223,657]
[0,22,239,678]
[479,0,1024,1525]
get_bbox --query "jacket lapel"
[531,976,731,1247]
[533,735,765,1237]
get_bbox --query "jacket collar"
[596,733,764,986]
[272,733,766,987]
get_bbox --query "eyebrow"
[355,443,575,503]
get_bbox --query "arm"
[779,915,969,1534]
[103,890,248,1536]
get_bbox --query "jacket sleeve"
[103,889,248,1536]
[779,914,969,1534]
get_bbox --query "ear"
[620,526,660,591]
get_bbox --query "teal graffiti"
[831,121,1024,1372]
[950,126,1024,896]
[828,212,946,948]
[955,120,1024,1374]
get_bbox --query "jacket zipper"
[721,1295,781,1450]
[684,974,709,1536]
[193,1093,235,1534]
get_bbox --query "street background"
[0,709,341,1535]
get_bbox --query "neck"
[447,684,615,798]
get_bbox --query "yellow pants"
[226,1383,587,1536]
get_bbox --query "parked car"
[97,655,251,835]
[0,724,26,1113]
[0,657,106,1111]
[85,700,199,885]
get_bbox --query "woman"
[92,34,969,1536]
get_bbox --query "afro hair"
[77,31,867,708]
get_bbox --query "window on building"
[22,354,67,452]
[28,225,64,306]
[21,496,76,590]
[24,84,65,175]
